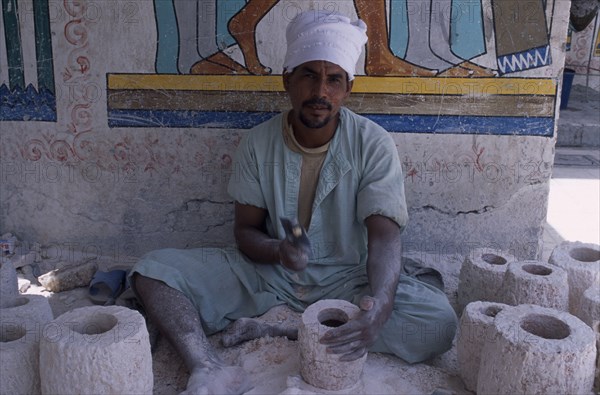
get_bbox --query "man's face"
[283,61,353,130]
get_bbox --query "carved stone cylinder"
[478,304,596,395]
[0,294,54,395]
[1,325,41,395]
[499,260,568,310]
[573,285,600,327]
[593,321,600,394]
[457,248,517,310]
[0,294,54,331]
[39,306,153,395]
[548,241,600,313]
[0,260,19,308]
[299,299,367,391]
[456,301,512,392]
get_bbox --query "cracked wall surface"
[0,126,557,259]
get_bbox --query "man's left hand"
[318,295,382,361]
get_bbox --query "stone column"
[299,299,367,391]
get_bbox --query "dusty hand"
[279,239,309,271]
[318,295,381,361]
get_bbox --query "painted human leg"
[227,0,279,75]
[173,0,219,73]
[172,0,247,74]
[133,274,253,394]
[430,0,494,76]
[353,0,436,76]
[401,0,455,71]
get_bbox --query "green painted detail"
[2,0,24,90]
[33,0,55,93]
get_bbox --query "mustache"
[302,98,332,110]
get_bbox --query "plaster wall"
[0,0,571,261]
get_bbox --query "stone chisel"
[279,217,312,257]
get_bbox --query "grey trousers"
[130,247,458,363]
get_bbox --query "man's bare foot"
[181,365,253,395]
[222,318,269,347]
[227,0,277,75]
[222,317,298,347]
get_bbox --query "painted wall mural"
[0,0,572,259]
[107,0,559,136]
[0,1,560,135]
[0,0,55,121]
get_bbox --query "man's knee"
[130,273,154,296]
[130,273,180,304]
[410,306,457,351]
[378,302,458,363]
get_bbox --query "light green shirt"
[227,107,408,308]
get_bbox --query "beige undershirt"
[282,112,330,230]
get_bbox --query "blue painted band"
[108,109,554,137]
[0,84,57,121]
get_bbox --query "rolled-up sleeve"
[227,133,266,209]
[356,131,408,231]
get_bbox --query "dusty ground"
[20,251,471,395]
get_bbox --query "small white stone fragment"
[38,260,98,292]
[17,278,31,293]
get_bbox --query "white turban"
[283,10,368,80]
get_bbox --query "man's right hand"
[279,239,309,271]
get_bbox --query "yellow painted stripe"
[353,77,556,96]
[108,74,557,96]
[108,74,285,92]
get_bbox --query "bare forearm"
[365,216,403,324]
[235,226,280,263]
[319,216,402,361]
[367,241,401,319]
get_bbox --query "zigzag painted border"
[497,45,552,75]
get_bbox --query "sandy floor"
[17,250,471,395]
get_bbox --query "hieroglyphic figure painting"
[0,0,56,121]
[492,0,552,74]
[107,0,559,136]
